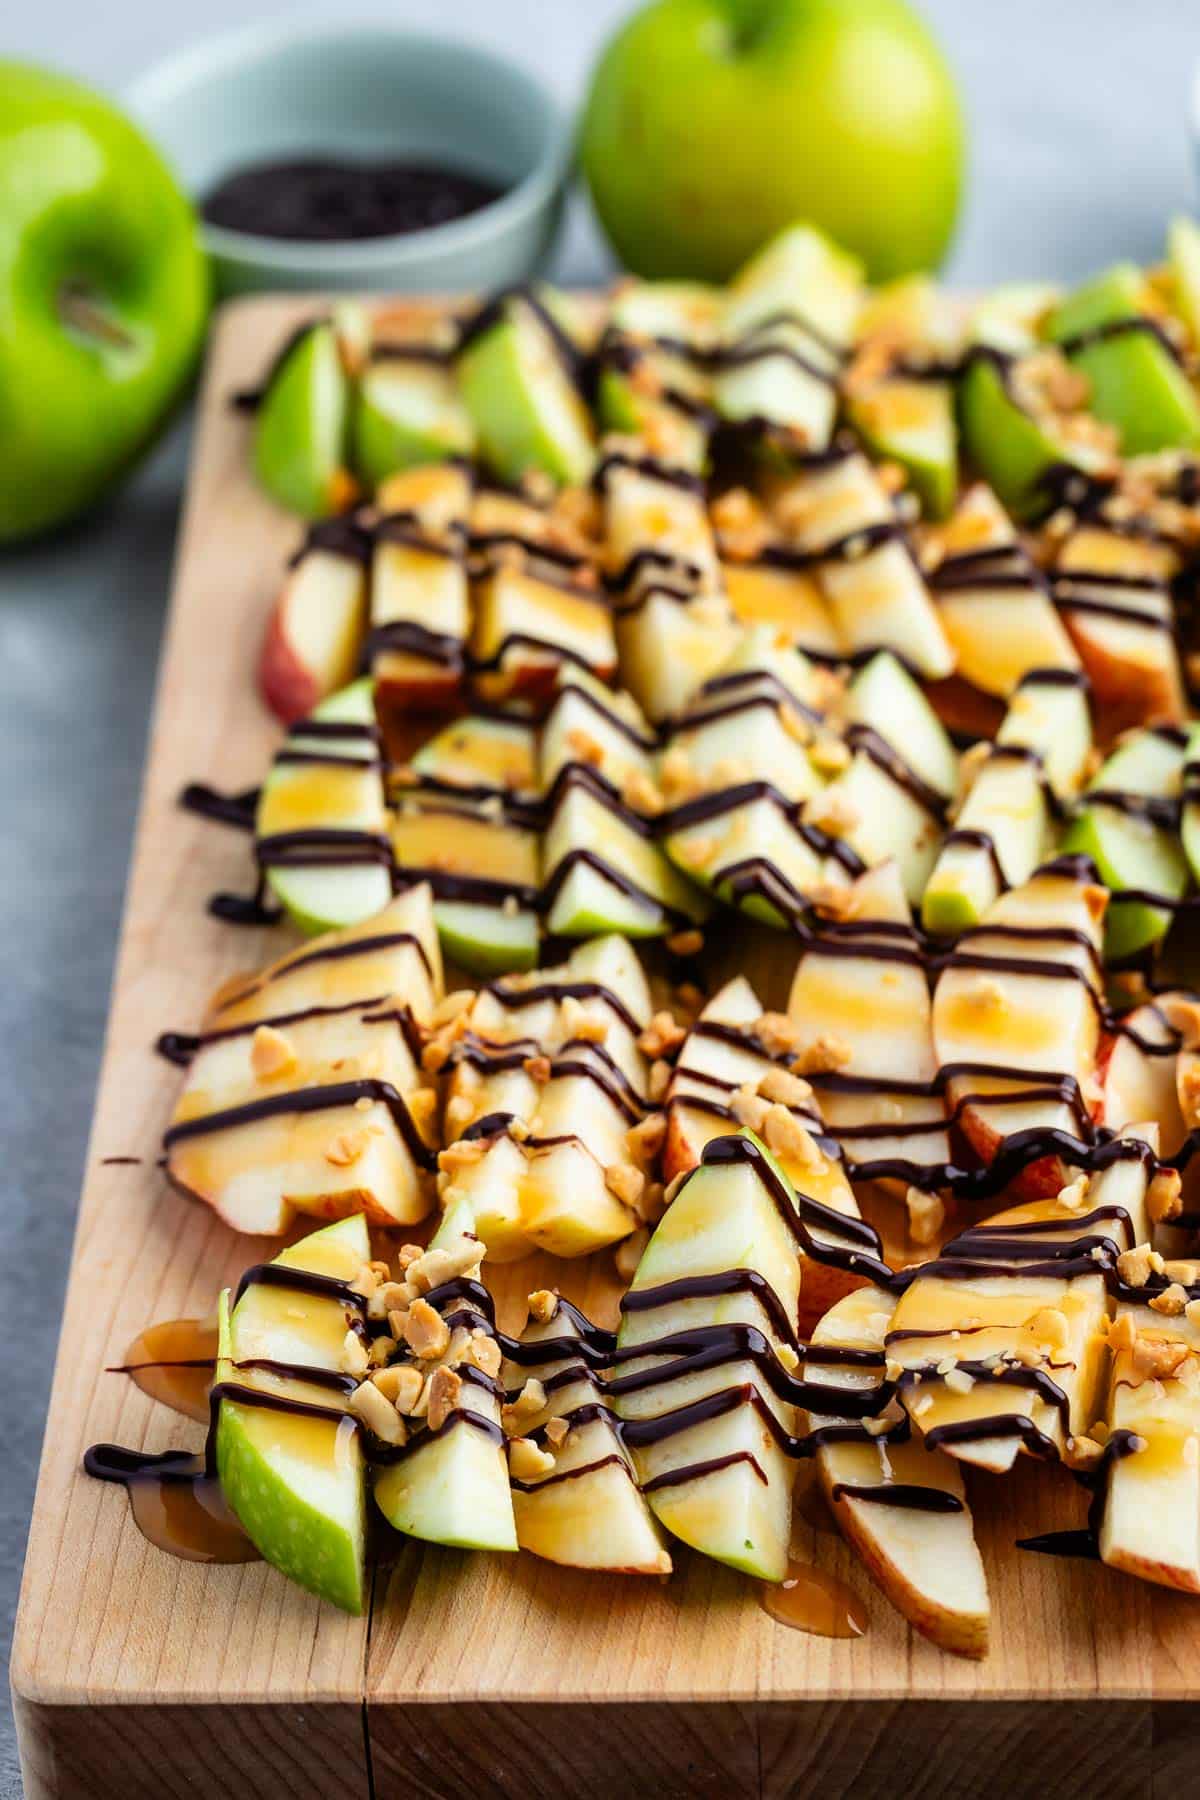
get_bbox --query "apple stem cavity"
[58,280,137,353]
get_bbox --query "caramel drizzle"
[163,1076,437,1171]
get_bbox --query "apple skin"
[0,62,209,543]
[579,0,964,284]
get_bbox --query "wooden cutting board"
[11,295,1200,1800]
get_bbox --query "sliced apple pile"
[887,1137,1154,1471]
[803,1284,989,1658]
[614,1131,805,1581]
[258,515,372,725]
[432,934,655,1259]
[501,1290,670,1574]
[254,676,393,935]
[165,888,442,1235]
[923,667,1093,934]
[368,462,472,721]
[788,859,952,1189]
[602,447,739,722]
[930,857,1107,1196]
[920,484,1080,703]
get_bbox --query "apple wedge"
[390,794,541,977]
[166,889,441,1235]
[614,1131,804,1581]
[596,279,720,473]
[252,312,359,519]
[804,1284,989,1658]
[370,1229,517,1554]
[930,859,1107,1196]
[922,668,1092,935]
[788,859,951,1187]
[353,346,474,486]
[770,453,953,679]
[715,225,861,454]
[255,676,393,935]
[921,484,1080,698]
[720,555,841,657]
[846,375,957,521]
[1045,264,1200,456]
[456,287,596,488]
[1061,724,1188,963]
[956,342,1113,523]
[1101,997,1189,1158]
[887,1146,1153,1471]
[664,626,826,805]
[470,563,617,710]
[215,1213,370,1612]
[1052,523,1186,733]
[368,462,472,719]
[502,1294,671,1574]
[258,517,372,725]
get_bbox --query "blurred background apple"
[580,0,965,283]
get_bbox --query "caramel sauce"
[790,1466,837,1540]
[114,1317,217,1422]
[84,1445,259,1565]
[760,1561,868,1638]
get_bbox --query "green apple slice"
[1060,726,1188,963]
[1046,264,1200,456]
[841,649,958,799]
[846,376,957,519]
[922,670,1091,935]
[1181,722,1200,886]
[805,1285,989,1659]
[253,316,356,518]
[957,349,1103,523]
[504,1300,671,1575]
[1169,215,1200,347]
[665,628,826,805]
[389,795,541,977]
[409,712,539,803]
[598,280,719,472]
[216,1214,370,1612]
[615,1130,802,1581]
[353,355,474,486]
[457,290,595,487]
[256,675,392,935]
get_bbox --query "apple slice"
[255,676,392,934]
[370,1228,517,1553]
[1061,724,1188,963]
[772,453,953,678]
[368,462,472,720]
[804,1284,989,1658]
[390,795,540,976]
[1045,263,1200,456]
[408,711,539,804]
[956,342,1113,523]
[1098,1283,1200,1592]
[258,517,371,726]
[921,485,1081,698]
[846,376,957,520]
[1179,720,1200,884]
[715,225,861,453]
[887,1149,1151,1471]
[436,935,653,1260]
[502,1293,671,1574]
[215,1213,369,1611]
[721,556,841,657]
[253,312,359,518]
[540,664,658,799]
[597,279,720,473]
[1101,998,1189,1157]
[922,668,1092,935]
[1052,523,1186,732]
[614,1131,804,1580]
[811,651,954,903]
[930,859,1107,1197]
[664,627,825,805]
[788,859,951,1187]
[471,563,617,710]
[457,288,595,488]
[353,349,474,486]
[665,974,868,1326]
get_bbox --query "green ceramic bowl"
[126,22,570,296]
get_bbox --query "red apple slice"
[258,529,369,724]
[1053,524,1186,736]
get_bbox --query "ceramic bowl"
[126,21,571,295]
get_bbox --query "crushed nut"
[325,1128,369,1167]
[943,1367,975,1394]
[404,1299,451,1360]
[762,1105,823,1169]
[432,990,475,1029]
[250,1024,297,1079]
[502,1379,547,1434]
[1132,1332,1191,1378]
[622,766,665,816]
[1108,1310,1137,1353]
[649,1058,672,1102]
[543,1415,570,1447]
[465,1329,502,1378]
[1150,1283,1190,1317]
[561,995,608,1043]
[426,1366,463,1432]
[605,1161,645,1209]
[509,1436,556,1480]
[756,1012,800,1058]
[405,1235,484,1294]
[665,928,705,958]
[1117,1244,1165,1289]
[1065,1434,1105,1472]
[1056,1175,1090,1215]
[444,1093,476,1134]
[1026,1307,1070,1351]
[1163,1259,1200,1286]
[527,1288,559,1325]
[674,834,717,871]
[349,1377,407,1444]
[340,1328,369,1377]
[438,1138,487,1173]
[757,1066,813,1107]
[792,1034,853,1075]
[730,1082,769,1131]
[523,1053,552,1084]
[1148,1168,1184,1225]
[904,1187,945,1247]
[810,733,851,776]
[637,1010,687,1060]
[626,1111,668,1165]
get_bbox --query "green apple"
[352,355,475,488]
[256,675,392,935]
[1045,265,1200,456]
[579,0,964,284]
[216,1214,370,1614]
[957,350,1103,522]
[1060,727,1188,963]
[0,61,208,543]
[846,375,957,518]
[456,291,595,487]
[615,1130,802,1581]
[254,308,365,518]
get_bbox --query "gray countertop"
[1,1,1197,1791]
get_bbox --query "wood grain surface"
[11,294,1200,1799]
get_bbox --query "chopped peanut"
[1117,1244,1165,1289]
[527,1288,559,1325]
[637,1011,687,1060]
[250,1024,297,1080]
[509,1437,555,1480]
[426,1366,463,1432]
[404,1299,451,1361]
[349,1378,407,1445]
[906,1187,945,1247]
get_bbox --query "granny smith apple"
[0,62,208,543]
[580,0,964,284]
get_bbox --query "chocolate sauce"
[828,1481,963,1513]
[287,514,375,569]
[203,157,504,243]
[164,1076,436,1173]
[180,782,259,832]
[1016,1428,1146,1560]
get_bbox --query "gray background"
[1,1,1197,1790]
